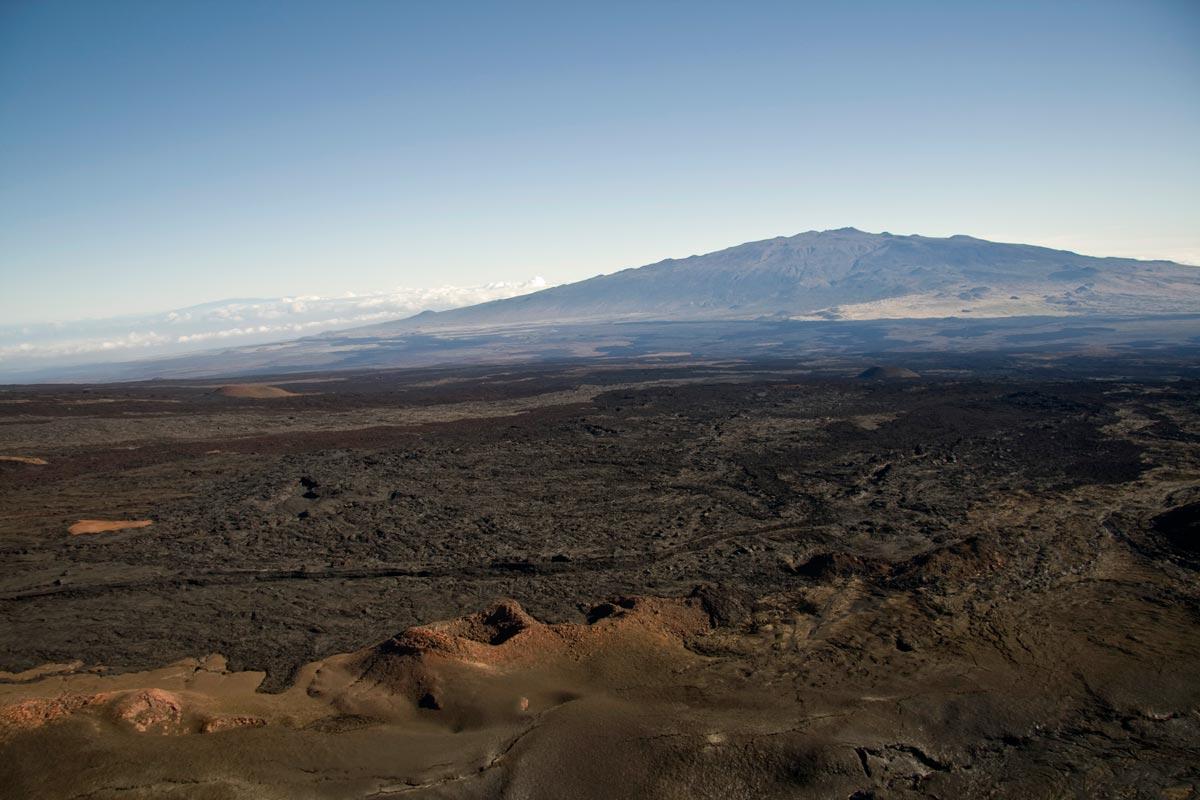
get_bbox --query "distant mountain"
[6,229,1199,383]
[353,228,1199,334]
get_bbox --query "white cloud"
[0,330,171,359]
[0,276,553,366]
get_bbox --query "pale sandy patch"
[0,455,48,465]
[0,661,84,682]
[850,413,901,431]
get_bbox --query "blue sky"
[2,0,1198,326]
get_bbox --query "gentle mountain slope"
[356,228,1198,334]
[5,229,1198,382]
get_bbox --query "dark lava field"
[1,355,1199,798]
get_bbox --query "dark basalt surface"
[1,355,1198,797]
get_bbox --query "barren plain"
[1,356,1198,798]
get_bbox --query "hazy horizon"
[4,224,1199,376]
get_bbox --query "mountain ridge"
[350,228,1198,335]
[5,228,1199,382]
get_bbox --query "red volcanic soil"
[0,596,710,741]
[349,596,710,692]
[67,519,153,536]
[0,688,185,737]
[215,384,301,399]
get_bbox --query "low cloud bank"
[0,277,550,370]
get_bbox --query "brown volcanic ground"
[1,356,1199,798]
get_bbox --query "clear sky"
[2,0,1198,325]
